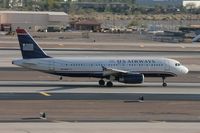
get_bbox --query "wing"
[102,66,144,84]
[102,66,128,76]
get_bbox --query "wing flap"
[102,66,128,76]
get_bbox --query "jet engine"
[118,73,144,84]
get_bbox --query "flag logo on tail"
[22,43,34,51]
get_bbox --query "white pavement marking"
[0,122,200,133]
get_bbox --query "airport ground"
[2,122,200,133]
[1,33,200,132]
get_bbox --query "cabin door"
[165,60,170,71]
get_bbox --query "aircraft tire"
[163,83,167,87]
[106,81,113,87]
[99,79,105,86]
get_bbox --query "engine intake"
[118,73,144,84]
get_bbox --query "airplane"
[12,29,189,87]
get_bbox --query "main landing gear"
[99,78,168,87]
[98,79,113,87]
[162,77,167,87]
[99,79,105,86]
[106,81,113,87]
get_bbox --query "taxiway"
[0,81,199,100]
[1,122,200,133]
[0,31,200,132]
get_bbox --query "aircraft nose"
[182,66,189,74]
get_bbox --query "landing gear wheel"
[162,77,167,87]
[162,82,167,87]
[99,79,105,86]
[106,81,113,87]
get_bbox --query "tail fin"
[16,29,50,59]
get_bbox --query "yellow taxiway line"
[39,92,51,97]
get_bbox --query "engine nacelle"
[118,73,144,84]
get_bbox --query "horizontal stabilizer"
[192,34,200,42]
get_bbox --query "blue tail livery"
[16,29,50,59]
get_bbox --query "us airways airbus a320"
[12,29,189,87]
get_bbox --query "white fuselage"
[12,57,188,78]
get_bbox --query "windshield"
[175,63,181,66]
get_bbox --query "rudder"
[16,29,50,59]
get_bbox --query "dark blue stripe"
[47,71,176,78]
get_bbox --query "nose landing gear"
[162,77,167,87]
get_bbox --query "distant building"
[135,0,183,7]
[75,2,129,11]
[70,19,101,32]
[8,0,23,7]
[183,0,200,8]
[0,11,68,31]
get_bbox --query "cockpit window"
[175,63,181,66]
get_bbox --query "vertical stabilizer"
[16,29,50,59]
